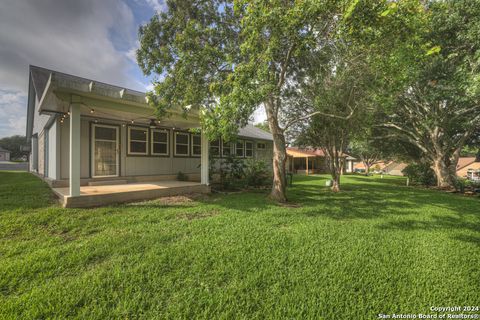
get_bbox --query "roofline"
[29,65,145,95]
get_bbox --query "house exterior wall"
[0,152,10,161]
[55,117,272,182]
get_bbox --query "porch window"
[222,140,233,157]
[191,134,201,157]
[245,141,254,157]
[151,129,169,156]
[257,142,266,150]
[174,132,190,156]
[235,140,244,157]
[210,139,220,157]
[128,126,148,155]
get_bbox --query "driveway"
[0,161,28,171]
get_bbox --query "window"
[191,134,201,156]
[257,142,266,150]
[210,139,220,157]
[245,141,253,157]
[222,140,233,157]
[235,140,244,157]
[128,126,148,155]
[174,132,189,156]
[151,129,169,156]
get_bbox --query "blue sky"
[0,0,265,139]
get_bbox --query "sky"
[0,0,267,139]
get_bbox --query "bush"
[243,159,270,187]
[216,155,245,190]
[176,171,188,181]
[402,163,437,186]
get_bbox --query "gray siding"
[59,117,203,179]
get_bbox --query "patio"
[52,180,210,208]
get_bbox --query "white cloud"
[144,0,166,12]
[0,90,26,137]
[0,0,150,137]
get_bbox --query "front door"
[91,124,119,177]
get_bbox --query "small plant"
[176,171,188,181]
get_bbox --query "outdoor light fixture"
[149,119,157,128]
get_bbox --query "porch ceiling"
[37,69,201,129]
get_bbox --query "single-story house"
[286,147,355,175]
[456,157,480,180]
[0,146,11,161]
[26,66,273,207]
[383,162,408,176]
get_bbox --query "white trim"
[91,124,120,178]
[245,140,254,158]
[174,131,190,156]
[257,142,266,150]
[235,139,245,158]
[128,126,149,155]
[209,139,221,157]
[191,133,201,157]
[151,128,169,156]
[221,139,233,157]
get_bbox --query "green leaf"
[426,45,441,56]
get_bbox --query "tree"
[254,121,270,133]
[294,43,374,192]
[379,0,480,188]
[137,0,347,202]
[350,138,383,176]
[0,135,28,160]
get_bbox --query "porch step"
[88,180,128,186]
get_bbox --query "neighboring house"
[26,66,273,207]
[286,147,352,175]
[383,162,408,176]
[0,146,11,161]
[456,157,480,180]
[353,161,392,173]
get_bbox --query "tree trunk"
[265,99,287,202]
[432,157,454,188]
[364,164,371,176]
[331,171,341,192]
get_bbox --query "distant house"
[353,160,407,176]
[286,147,354,175]
[25,66,273,207]
[383,162,408,176]
[456,157,480,180]
[0,146,11,161]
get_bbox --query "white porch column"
[200,131,209,185]
[69,103,81,196]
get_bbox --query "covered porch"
[35,68,210,207]
[52,180,209,208]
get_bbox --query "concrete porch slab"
[52,180,210,208]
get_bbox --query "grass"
[0,171,479,319]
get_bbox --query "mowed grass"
[0,172,479,319]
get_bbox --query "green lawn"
[0,172,479,319]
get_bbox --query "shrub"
[177,171,188,181]
[243,159,270,187]
[402,163,436,186]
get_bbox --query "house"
[26,66,273,207]
[353,160,392,173]
[456,157,480,180]
[286,147,354,175]
[0,146,11,161]
[383,162,408,176]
